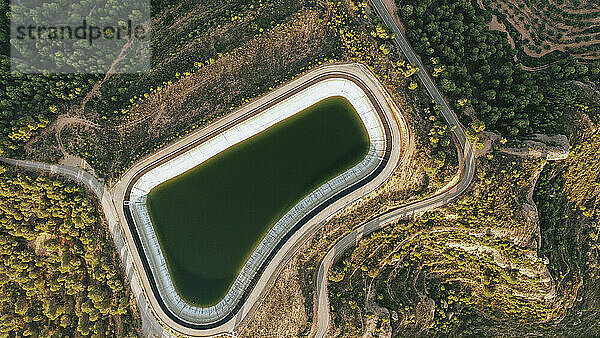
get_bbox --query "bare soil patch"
[27,232,56,256]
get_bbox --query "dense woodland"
[0,167,140,336]
[398,0,600,136]
[0,0,98,157]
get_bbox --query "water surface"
[146,96,370,305]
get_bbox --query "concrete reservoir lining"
[126,77,388,325]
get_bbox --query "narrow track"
[2,17,476,332]
[311,2,477,336]
[4,63,409,337]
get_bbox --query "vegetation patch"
[531,88,600,335]
[481,0,600,60]
[398,0,600,137]
[0,167,140,336]
[49,6,338,178]
[328,152,572,336]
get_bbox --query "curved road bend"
[110,63,408,336]
[312,1,476,336]
[1,63,410,337]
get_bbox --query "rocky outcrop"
[500,133,570,160]
[363,285,392,338]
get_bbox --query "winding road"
[1,3,475,336]
[111,63,408,336]
[4,63,409,337]
[311,1,476,336]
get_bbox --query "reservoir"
[146,96,370,305]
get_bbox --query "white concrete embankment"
[127,77,388,325]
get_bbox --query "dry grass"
[47,8,337,178]
[240,254,309,337]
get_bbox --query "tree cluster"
[0,168,139,336]
[399,0,594,136]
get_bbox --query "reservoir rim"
[122,70,394,329]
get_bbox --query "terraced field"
[481,0,600,59]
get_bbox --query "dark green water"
[146,96,370,306]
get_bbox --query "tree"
[0,170,140,335]
[401,4,414,18]
[329,266,345,282]
[483,89,496,101]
